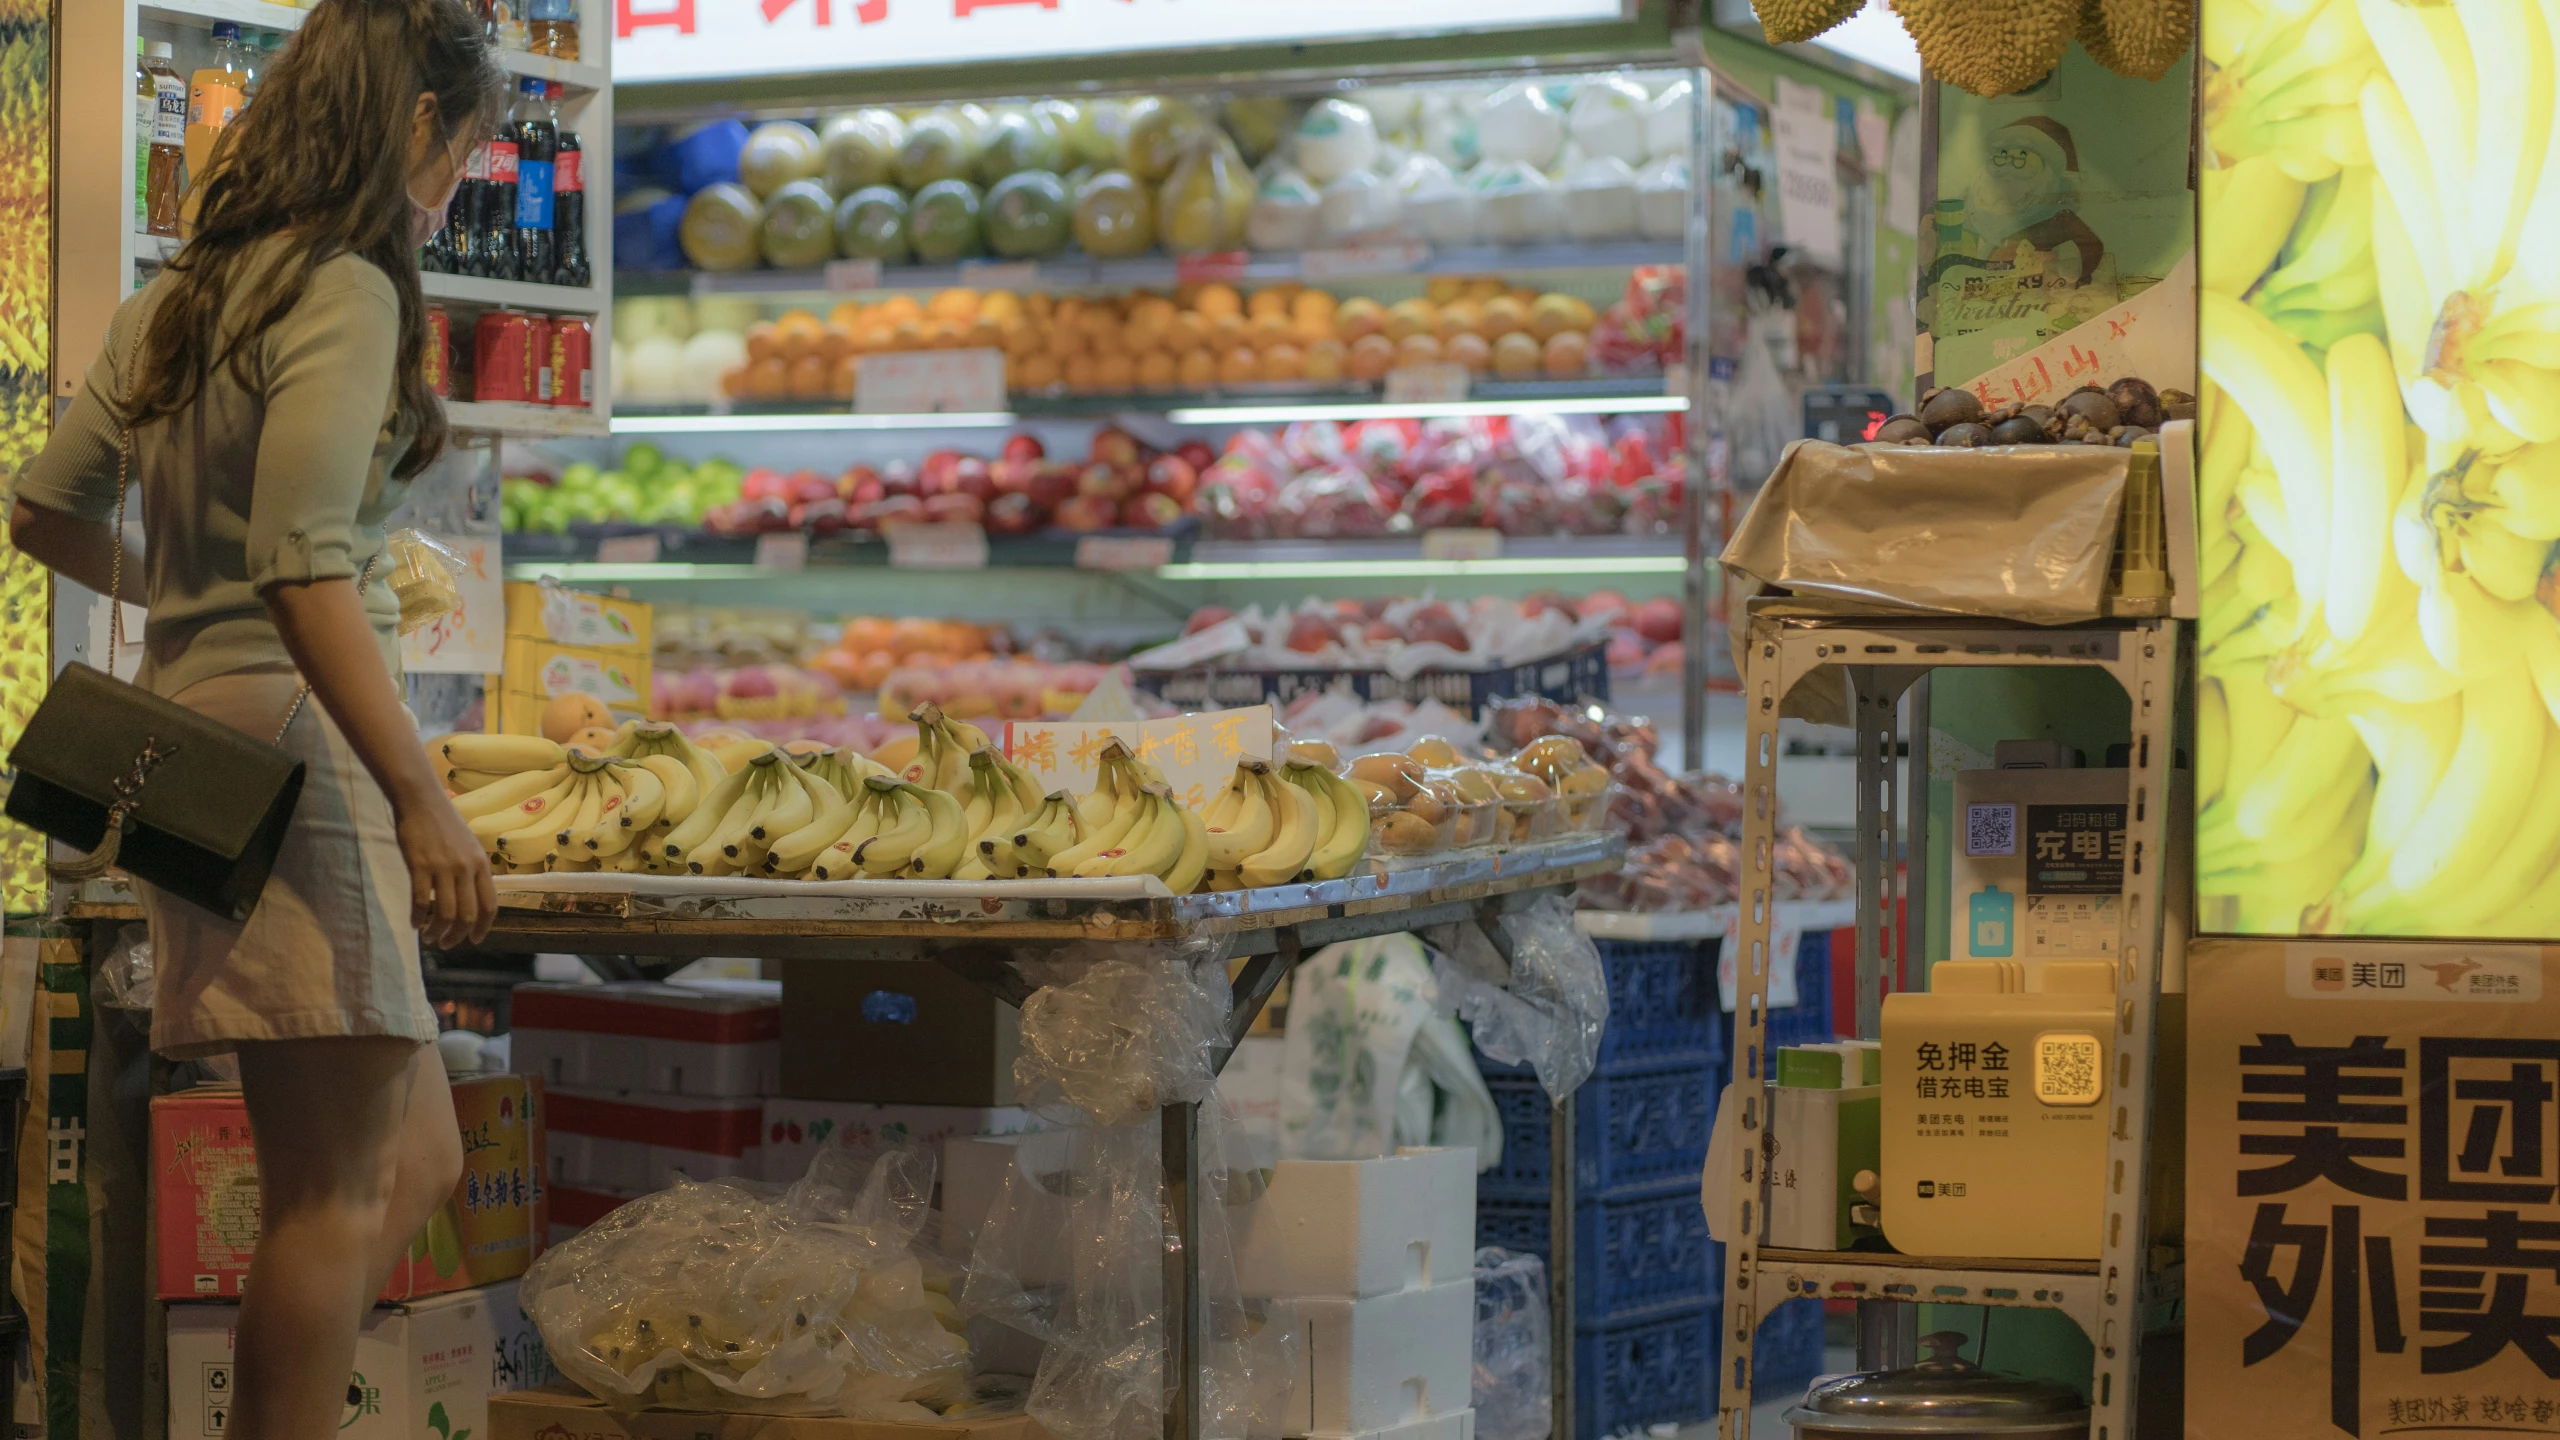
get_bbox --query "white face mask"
[409,185,452,250]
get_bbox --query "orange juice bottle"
[182,23,248,188]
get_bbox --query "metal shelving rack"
[1715,609,2183,1440]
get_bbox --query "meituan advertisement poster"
[2199,0,2560,937]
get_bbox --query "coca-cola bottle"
[510,76,556,285]
[475,102,520,279]
[549,83,589,288]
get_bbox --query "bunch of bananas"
[441,724,731,875]
[1201,756,1369,890]
[2200,0,2560,936]
[1035,739,1208,891]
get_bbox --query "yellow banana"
[688,766,776,873]
[2198,679,2230,810]
[2202,156,2307,297]
[754,758,816,842]
[764,763,856,875]
[856,779,932,875]
[728,765,793,871]
[1160,804,1210,895]
[1290,761,1371,881]
[1205,761,1277,870]
[498,775,584,863]
[452,766,569,823]
[810,791,887,880]
[549,773,605,851]
[1047,767,1149,875]
[1207,869,1246,892]
[1238,773,1318,887]
[661,758,757,863]
[633,754,694,828]
[445,768,511,793]
[2203,290,2334,617]
[908,784,971,878]
[571,767,630,852]
[1012,793,1081,874]
[1104,789,1187,878]
[443,733,565,774]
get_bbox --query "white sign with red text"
[612,0,1628,84]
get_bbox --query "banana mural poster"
[2199,0,2560,935]
[0,2,48,917]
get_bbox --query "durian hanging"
[1891,0,2078,96]
[2076,0,2196,81]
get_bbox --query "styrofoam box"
[509,981,780,1099]
[1277,1280,1474,1439]
[760,1097,1039,1186]
[1234,1147,1476,1300]
[1223,1035,1285,1170]
[549,1182,644,1246]
[1328,1410,1475,1440]
[165,1280,555,1440]
[545,1086,761,1193]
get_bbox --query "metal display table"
[1716,611,2182,1440]
[375,835,1616,1440]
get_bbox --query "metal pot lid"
[1782,1333,2089,1434]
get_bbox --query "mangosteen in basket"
[2107,377,2164,429]
[1935,422,1994,447]
[1919,386,1986,434]
[1874,414,1931,445]
[1989,415,2048,445]
[2020,403,2057,436]
[2056,386,2121,432]
[2160,389,2197,421]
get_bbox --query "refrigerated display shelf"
[131,233,610,314]
[616,241,1688,302]
[137,1,609,89]
[610,379,1686,434]
[448,399,608,439]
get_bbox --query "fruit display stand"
[1713,607,2183,1440]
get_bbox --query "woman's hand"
[392,790,495,949]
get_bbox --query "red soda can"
[526,312,555,404]
[423,304,450,397]
[473,308,537,403]
[550,317,592,409]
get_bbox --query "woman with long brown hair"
[9,1,507,1433]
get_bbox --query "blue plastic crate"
[1710,929,1841,1084]
[1576,1306,1717,1438]
[1477,1185,1721,1323]
[1592,938,1721,1072]
[1748,1296,1829,1399]
[1479,1064,1718,1202]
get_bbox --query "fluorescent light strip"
[1165,396,1690,424]
[1158,555,1687,580]
[609,412,1019,435]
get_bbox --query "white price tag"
[1419,527,1503,562]
[957,259,1040,291]
[398,534,504,675]
[855,349,1009,415]
[754,532,810,571]
[1384,362,1470,404]
[885,522,989,570]
[1074,534,1175,571]
[824,259,884,292]
[1301,241,1430,279]
[1772,77,1844,269]
[595,534,661,565]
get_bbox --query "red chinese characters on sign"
[955,0,1059,12]
[618,0,695,34]
[763,0,891,22]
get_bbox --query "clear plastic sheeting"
[1429,894,1609,1103]
[522,1146,972,1418]
[95,923,153,1012]
[1472,1247,1554,1440]
[965,940,1297,1440]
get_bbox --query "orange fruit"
[1246,287,1292,320]
[1218,346,1261,386]
[927,288,981,323]
[1348,333,1398,382]
[1529,293,1583,340]
[1492,331,1542,380]
[1397,333,1444,367]
[1194,283,1244,319]
[1480,296,1530,339]
[1168,311,1212,353]
[1179,348,1219,389]
[1542,330,1589,380]
[1015,352,1062,390]
[1251,312,1294,347]
[1434,300,1485,341]
[1304,337,1348,386]
[1445,332,1492,375]
[1260,344,1306,383]
[744,321,781,363]
[1137,350,1179,391]
[1065,354,1102,393]
[1426,277,1466,305]
[788,354,831,398]
[1464,278,1508,303]
[1385,298,1438,341]
[1095,352,1138,392]
[1335,296,1388,342]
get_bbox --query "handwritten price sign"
[1004,706,1274,815]
[1962,252,2197,408]
[400,534,503,674]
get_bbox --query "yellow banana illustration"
[2204,290,2334,617]
[2203,156,2307,297]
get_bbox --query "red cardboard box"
[153,1073,548,1301]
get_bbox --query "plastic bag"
[523,1145,970,1418]
[385,529,468,636]
[94,922,153,1012]
[1281,934,1438,1160]
[967,941,1298,1440]
[1429,893,1609,1102]
[1472,1248,1554,1440]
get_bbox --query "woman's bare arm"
[9,500,145,602]
[264,577,493,946]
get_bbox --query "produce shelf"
[448,400,609,440]
[608,379,1685,435]
[614,242,1688,302]
[502,524,1197,578]
[475,833,1625,958]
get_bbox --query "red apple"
[836,464,881,502]
[923,493,985,526]
[1360,595,1394,619]
[1053,494,1120,532]
[1606,629,1648,668]
[854,495,927,528]
[879,460,920,497]
[1185,605,1235,635]
[741,467,788,503]
[1634,596,1683,644]
[1003,433,1046,463]
[1177,440,1216,474]
[1123,491,1185,530]
[952,457,995,502]
[1146,455,1199,506]
[1078,463,1131,500]
[843,473,885,507]
[1333,597,1366,620]
[985,492,1042,534]
[1362,619,1400,644]
[1029,463,1078,508]
[789,470,835,505]
[793,496,850,535]
[919,450,964,495]
[1645,641,1685,676]
[1406,612,1473,651]
[990,458,1037,495]
[1577,589,1631,624]
[1521,589,1577,621]
[1091,426,1141,468]
[1284,612,1338,654]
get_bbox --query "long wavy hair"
[124,0,506,480]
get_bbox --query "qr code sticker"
[2034,1033,2104,1105]
[1966,804,2017,857]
